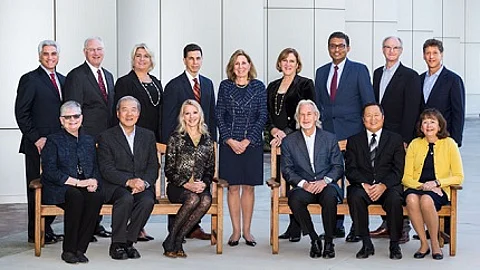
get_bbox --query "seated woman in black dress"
[403,108,464,260]
[41,101,104,264]
[162,99,214,258]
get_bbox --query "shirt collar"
[332,58,346,70]
[185,70,199,82]
[366,128,383,140]
[86,60,102,74]
[119,124,136,138]
[383,61,400,73]
[426,65,444,78]
[301,127,317,140]
[40,64,55,76]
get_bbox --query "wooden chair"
[266,145,461,256]
[30,142,227,256]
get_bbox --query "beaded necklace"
[139,79,161,106]
[274,91,286,116]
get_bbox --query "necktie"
[330,65,339,102]
[97,69,108,102]
[49,73,61,100]
[369,133,377,167]
[193,78,201,103]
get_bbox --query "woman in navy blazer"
[41,101,103,264]
[216,49,267,247]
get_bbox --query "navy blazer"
[281,128,344,201]
[420,67,465,146]
[161,72,216,143]
[345,129,405,193]
[15,66,65,155]
[373,63,422,143]
[97,125,159,202]
[64,62,115,138]
[41,130,100,204]
[215,79,268,147]
[315,59,375,141]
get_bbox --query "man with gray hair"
[15,39,65,244]
[281,99,344,258]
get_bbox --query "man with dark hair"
[161,43,216,240]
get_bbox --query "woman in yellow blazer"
[403,108,463,260]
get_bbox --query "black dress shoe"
[52,233,64,241]
[44,233,58,244]
[432,251,443,260]
[389,245,402,260]
[289,235,301,242]
[399,231,410,244]
[322,242,335,259]
[310,239,322,258]
[61,251,79,264]
[345,231,361,242]
[243,236,257,247]
[109,244,128,260]
[413,249,430,259]
[76,251,89,263]
[90,236,98,242]
[356,245,375,259]
[319,227,346,240]
[278,232,290,239]
[125,246,141,259]
[227,238,239,246]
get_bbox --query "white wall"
[0,0,478,203]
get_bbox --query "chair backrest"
[271,146,288,197]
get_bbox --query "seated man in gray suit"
[281,99,344,259]
[97,96,158,260]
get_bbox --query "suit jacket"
[97,125,159,202]
[420,67,465,146]
[373,63,421,143]
[315,59,375,141]
[63,62,115,138]
[161,72,216,143]
[266,75,315,133]
[345,129,405,193]
[281,127,344,200]
[114,70,163,141]
[15,66,65,155]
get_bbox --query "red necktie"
[330,65,338,102]
[97,69,108,102]
[193,78,201,103]
[49,73,61,100]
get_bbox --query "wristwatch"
[435,180,441,187]
[324,176,333,184]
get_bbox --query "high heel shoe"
[243,235,257,247]
[413,248,430,259]
[228,238,239,246]
[432,251,443,260]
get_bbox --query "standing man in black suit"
[346,103,405,260]
[97,96,158,260]
[15,40,65,244]
[64,36,115,239]
[161,43,216,240]
[370,36,421,242]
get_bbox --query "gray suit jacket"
[281,127,345,200]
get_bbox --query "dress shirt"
[298,128,316,188]
[423,65,444,102]
[366,128,383,148]
[326,59,346,95]
[185,70,200,90]
[119,124,136,154]
[379,61,400,102]
[86,60,108,93]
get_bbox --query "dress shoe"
[162,241,177,258]
[322,242,335,259]
[61,251,79,264]
[243,235,257,247]
[90,236,98,242]
[319,226,346,240]
[186,227,211,240]
[109,244,128,260]
[278,232,290,239]
[356,245,375,259]
[176,250,187,258]
[398,231,410,244]
[345,231,361,242]
[389,244,402,260]
[76,251,89,263]
[370,228,389,238]
[51,233,64,241]
[310,239,322,258]
[227,239,239,246]
[44,233,58,244]
[413,249,430,259]
[95,227,112,238]
[289,235,301,242]
[432,251,443,260]
[138,229,154,241]
[125,246,141,259]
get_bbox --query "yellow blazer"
[402,137,464,201]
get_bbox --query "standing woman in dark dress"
[267,48,315,242]
[216,49,268,247]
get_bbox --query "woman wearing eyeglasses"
[41,101,104,264]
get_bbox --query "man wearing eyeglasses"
[370,36,421,243]
[15,40,66,244]
[64,36,116,240]
[314,31,375,243]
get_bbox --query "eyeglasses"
[86,47,104,53]
[328,44,346,50]
[383,46,402,51]
[61,114,81,120]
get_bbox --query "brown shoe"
[186,227,211,240]
[398,231,410,244]
[370,221,389,238]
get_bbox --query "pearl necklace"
[139,79,161,106]
[274,91,286,116]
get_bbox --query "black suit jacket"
[15,66,65,155]
[161,72,216,143]
[420,67,465,146]
[345,129,405,193]
[373,63,421,143]
[97,125,159,202]
[63,62,115,138]
[266,75,315,133]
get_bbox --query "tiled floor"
[1,118,479,269]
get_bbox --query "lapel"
[313,129,324,173]
[181,72,195,100]
[382,63,404,103]
[294,131,313,175]
[284,75,300,100]
[373,68,383,102]
[359,131,371,166]
[376,130,389,161]
[103,67,115,103]
[36,66,62,101]
[320,65,330,96]
[82,62,105,102]
[113,125,134,157]
[132,127,144,159]
[426,67,448,105]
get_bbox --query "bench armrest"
[213,177,229,188]
[29,179,42,189]
[267,178,280,188]
[450,184,463,190]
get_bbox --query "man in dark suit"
[97,96,158,260]
[15,40,65,244]
[345,103,405,260]
[161,43,215,240]
[370,36,421,242]
[315,31,375,242]
[64,36,115,239]
[281,100,344,259]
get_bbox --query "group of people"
[14,30,465,263]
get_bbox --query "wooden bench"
[29,143,227,256]
[266,146,461,256]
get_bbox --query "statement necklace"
[139,79,161,106]
[274,91,286,115]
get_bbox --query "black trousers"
[108,188,155,244]
[288,185,337,241]
[25,154,54,238]
[58,187,103,253]
[347,185,403,241]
